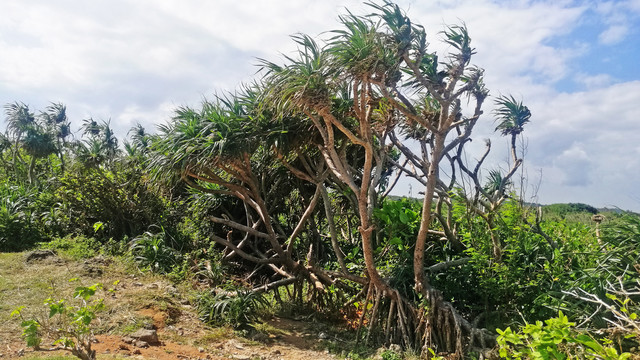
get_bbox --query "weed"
[119,316,154,334]
[129,231,179,274]
[197,289,269,329]
[194,327,235,345]
[40,236,100,260]
[12,281,108,360]
[380,349,402,360]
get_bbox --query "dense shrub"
[0,182,46,251]
[54,166,166,241]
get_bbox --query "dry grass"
[0,250,343,360]
[0,251,203,351]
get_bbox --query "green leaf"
[605,347,618,358]
[93,221,104,232]
[575,334,604,353]
[10,306,24,317]
[398,211,409,224]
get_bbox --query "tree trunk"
[28,155,36,185]
[414,133,445,294]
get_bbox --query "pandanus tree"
[75,118,120,169]
[150,90,364,302]
[260,2,524,355]
[40,103,72,173]
[3,102,58,184]
[454,96,538,261]
[153,1,531,356]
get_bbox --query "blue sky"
[0,0,639,211]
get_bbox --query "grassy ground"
[0,249,379,360]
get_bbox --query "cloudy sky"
[1,0,639,211]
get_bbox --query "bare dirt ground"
[0,251,339,360]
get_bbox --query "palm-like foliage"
[260,34,333,113]
[3,102,59,183]
[41,103,71,141]
[128,123,149,151]
[484,169,511,195]
[40,103,72,173]
[76,118,120,169]
[21,127,56,159]
[150,95,260,177]
[197,289,269,329]
[123,124,151,165]
[494,95,531,137]
[4,102,36,139]
[328,10,399,82]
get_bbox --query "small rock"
[123,336,134,344]
[133,349,142,355]
[318,331,329,340]
[83,264,103,277]
[134,340,149,348]
[147,283,159,290]
[198,347,205,353]
[130,328,159,344]
[25,249,57,262]
[373,347,387,360]
[133,282,144,287]
[231,355,251,360]
[251,332,268,342]
[119,344,130,350]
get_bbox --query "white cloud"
[594,0,640,45]
[553,143,593,186]
[599,24,628,45]
[574,73,615,88]
[524,81,640,209]
[0,0,638,210]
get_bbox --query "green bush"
[497,312,630,360]
[54,166,167,241]
[40,236,101,260]
[129,230,180,274]
[0,184,44,251]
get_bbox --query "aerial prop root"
[354,283,495,358]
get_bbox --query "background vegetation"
[1,2,637,359]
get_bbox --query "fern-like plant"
[197,289,269,329]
